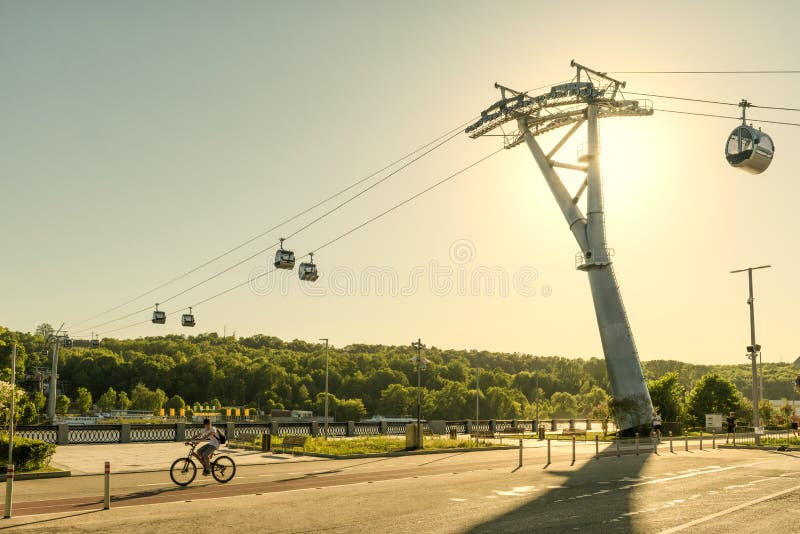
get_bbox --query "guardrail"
[13,418,612,445]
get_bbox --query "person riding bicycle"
[187,418,221,476]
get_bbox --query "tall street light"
[319,338,329,440]
[412,338,426,449]
[731,264,771,445]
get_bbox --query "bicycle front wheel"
[211,455,236,483]
[170,458,197,486]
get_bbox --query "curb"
[1,470,71,481]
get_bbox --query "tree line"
[1,324,797,426]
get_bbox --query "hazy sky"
[3,1,799,365]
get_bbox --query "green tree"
[550,391,579,418]
[131,383,167,413]
[647,372,684,422]
[378,384,416,416]
[118,391,131,410]
[686,373,744,425]
[56,394,70,415]
[74,387,93,415]
[32,390,46,412]
[97,387,118,412]
[166,394,186,411]
[336,398,367,421]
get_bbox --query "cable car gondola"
[181,307,196,327]
[274,238,295,269]
[63,337,73,348]
[152,303,166,324]
[91,338,100,348]
[298,252,319,282]
[725,99,775,174]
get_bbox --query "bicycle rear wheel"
[211,455,236,483]
[170,458,197,486]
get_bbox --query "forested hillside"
[1,325,796,423]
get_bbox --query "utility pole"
[475,367,480,442]
[4,344,16,519]
[535,373,540,430]
[731,265,771,445]
[412,338,426,449]
[319,338,329,440]
[47,338,60,423]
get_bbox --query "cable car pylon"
[466,59,654,434]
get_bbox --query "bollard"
[571,436,576,464]
[518,439,523,468]
[653,434,658,455]
[261,432,269,452]
[4,464,13,519]
[595,435,599,460]
[685,434,689,452]
[616,437,621,457]
[669,431,674,453]
[546,439,551,465]
[635,432,639,455]
[713,432,716,449]
[700,432,703,451]
[104,461,111,510]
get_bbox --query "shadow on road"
[463,441,650,533]
[0,510,101,531]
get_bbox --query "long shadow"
[464,440,651,533]
[0,510,101,530]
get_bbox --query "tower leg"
[517,108,653,433]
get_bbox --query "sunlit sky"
[3,1,799,365]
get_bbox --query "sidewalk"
[51,442,319,475]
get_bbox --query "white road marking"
[449,498,467,502]
[492,486,534,497]
[137,482,171,487]
[657,483,800,534]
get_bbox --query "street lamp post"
[731,265,771,446]
[319,338,329,440]
[412,338,426,449]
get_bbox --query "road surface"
[2,441,798,532]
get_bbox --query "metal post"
[731,265,770,446]
[416,339,422,449]
[595,435,599,459]
[713,432,716,449]
[518,439,523,468]
[670,431,674,453]
[685,434,689,452]
[616,436,620,457]
[635,432,639,455]
[534,374,539,431]
[571,435,576,464]
[546,438,551,465]
[319,338,329,440]
[4,345,16,519]
[700,432,703,450]
[47,339,59,423]
[104,461,111,510]
[475,368,480,445]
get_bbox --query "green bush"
[0,435,57,472]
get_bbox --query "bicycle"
[170,442,236,486]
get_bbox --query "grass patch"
[253,435,498,455]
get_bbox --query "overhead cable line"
[96,147,504,336]
[610,70,800,74]
[66,118,475,331]
[625,91,800,112]
[653,108,800,127]
[75,128,465,336]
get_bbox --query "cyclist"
[187,418,221,476]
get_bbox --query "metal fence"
[13,418,613,445]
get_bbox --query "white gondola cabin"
[299,252,319,282]
[152,303,166,324]
[91,338,100,348]
[63,337,73,348]
[274,238,295,269]
[725,100,775,174]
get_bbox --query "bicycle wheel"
[170,458,197,486]
[211,455,236,483]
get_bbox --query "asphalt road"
[2,443,798,533]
